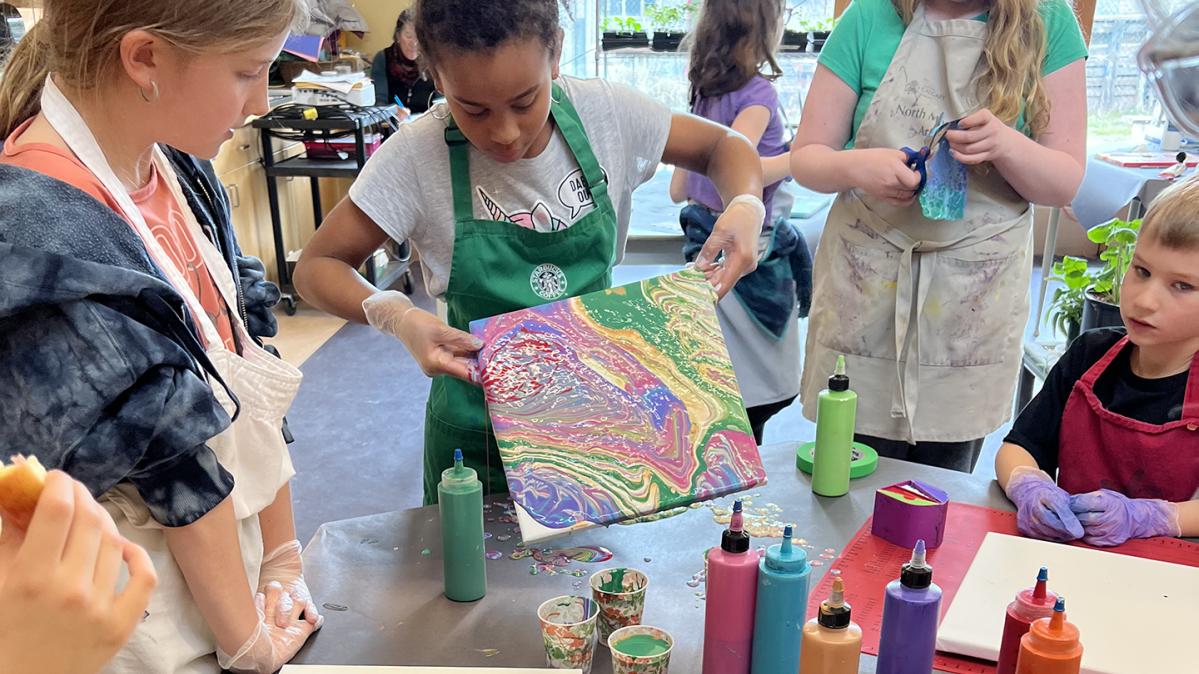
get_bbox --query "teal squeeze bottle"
[437,448,486,601]
[751,524,812,674]
[812,355,857,497]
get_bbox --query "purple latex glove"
[1068,489,1181,547]
[1005,466,1085,542]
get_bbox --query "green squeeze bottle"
[812,355,857,497]
[438,448,486,601]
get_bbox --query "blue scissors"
[901,114,955,193]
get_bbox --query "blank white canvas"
[282,668,580,674]
[281,662,580,666]
[936,532,1199,674]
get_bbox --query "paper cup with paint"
[608,624,673,674]
[589,567,649,645]
[537,594,599,673]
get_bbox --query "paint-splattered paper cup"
[608,624,674,674]
[589,567,649,645]
[537,594,599,673]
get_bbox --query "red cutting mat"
[806,502,1199,674]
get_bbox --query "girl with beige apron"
[39,76,304,674]
[801,6,1033,471]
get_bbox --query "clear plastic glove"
[696,195,763,299]
[1068,489,1181,547]
[1005,466,1085,542]
[257,540,322,628]
[216,593,317,674]
[363,290,482,382]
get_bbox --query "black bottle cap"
[828,373,850,392]
[901,561,934,589]
[721,500,750,553]
[721,528,750,553]
[818,598,853,628]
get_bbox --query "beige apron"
[801,6,1033,443]
[40,76,303,674]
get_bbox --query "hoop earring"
[138,81,159,103]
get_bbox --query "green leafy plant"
[1047,255,1090,337]
[602,16,644,34]
[646,2,687,32]
[1046,217,1142,337]
[1085,217,1141,306]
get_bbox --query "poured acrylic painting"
[470,269,767,542]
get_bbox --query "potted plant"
[781,4,809,51]
[601,16,650,51]
[1045,217,1141,341]
[647,1,690,51]
[1046,255,1089,344]
[809,17,835,52]
[1080,217,1140,332]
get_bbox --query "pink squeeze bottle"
[703,500,759,674]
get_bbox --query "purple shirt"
[686,75,786,221]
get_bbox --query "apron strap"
[548,83,611,208]
[1077,336,1131,388]
[444,123,475,223]
[442,82,614,224]
[1181,349,1199,418]
[138,289,241,421]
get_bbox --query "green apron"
[422,83,619,504]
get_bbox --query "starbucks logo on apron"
[530,263,568,300]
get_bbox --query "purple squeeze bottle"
[702,500,759,674]
[876,539,943,674]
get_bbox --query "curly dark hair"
[414,0,563,68]
[687,0,784,102]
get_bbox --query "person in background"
[0,0,320,671]
[0,471,157,674]
[372,9,437,113]
[997,177,1199,547]
[790,0,1088,472]
[670,0,810,445]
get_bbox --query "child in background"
[295,0,766,504]
[670,0,808,445]
[997,177,1199,546]
[790,0,1088,471]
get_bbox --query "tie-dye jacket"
[0,160,247,527]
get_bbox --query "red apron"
[1058,336,1199,502]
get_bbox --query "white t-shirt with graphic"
[349,75,673,299]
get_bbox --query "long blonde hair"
[0,0,309,138]
[892,0,1050,137]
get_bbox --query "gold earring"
[138,81,159,103]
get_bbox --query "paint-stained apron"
[421,83,618,504]
[801,5,1033,443]
[1057,336,1199,501]
[40,76,303,674]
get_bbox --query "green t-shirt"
[818,0,1088,147]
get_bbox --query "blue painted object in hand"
[900,117,968,221]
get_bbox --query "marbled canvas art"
[471,269,766,542]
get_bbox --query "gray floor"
[288,180,1029,541]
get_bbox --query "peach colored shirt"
[2,119,239,352]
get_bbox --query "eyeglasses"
[1138,0,1199,137]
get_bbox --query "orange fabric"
[2,119,239,352]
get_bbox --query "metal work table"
[293,443,1011,672]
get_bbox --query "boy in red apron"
[997,177,1199,546]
